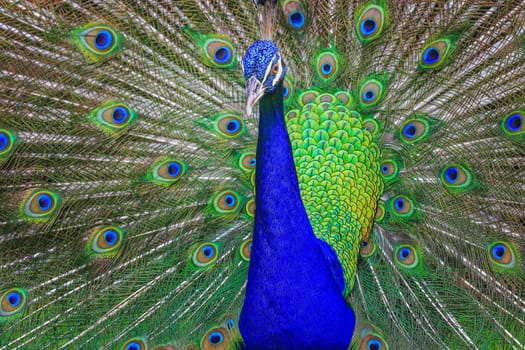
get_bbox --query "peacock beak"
[246,75,266,115]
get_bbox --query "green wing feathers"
[0,1,524,350]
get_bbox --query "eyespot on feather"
[0,128,16,161]
[122,337,147,350]
[91,102,137,135]
[315,51,341,83]
[73,24,122,61]
[419,38,455,69]
[374,200,385,222]
[148,158,187,185]
[380,159,399,181]
[357,74,386,110]
[245,199,255,218]
[363,118,380,136]
[440,163,474,191]
[20,189,61,223]
[282,0,308,32]
[212,190,241,214]
[183,27,236,69]
[394,244,419,269]
[87,226,125,257]
[501,110,524,136]
[298,90,319,106]
[239,152,256,172]
[360,333,388,350]
[355,3,388,43]
[360,239,377,258]
[283,76,294,103]
[192,242,219,268]
[0,288,27,319]
[201,327,230,350]
[215,114,246,138]
[389,195,415,218]
[239,239,252,261]
[487,241,518,271]
[399,118,429,144]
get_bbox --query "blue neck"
[239,83,355,349]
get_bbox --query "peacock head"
[243,40,287,115]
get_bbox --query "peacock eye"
[272,64,279,74]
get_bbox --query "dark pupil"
[113,108,126,122]
[227,121,237,131]
[105,232,116,244]
[226,196,234,205]
[495,246,505,258]
[95,32,108,47]
[363,19,376,32]
[250,158,256,165]
[509,115,522,129]
[210,335,221,344]
[283,86,288,96]
[365,91,374,99]
[322,64,331,73]
[427,48,439,61]
[215,47,227,61]
[406,125,416,136]
[447,168,458,181]
[168,164,177,175]
[203,247,213,257]
[290,12,303,25]
[382,165,388,173]
[8,295,18,305]
[128,345,139,350]
[396,199,404,210]
[39,196,50,208]
[0,134,6,148]
[361,241,368,247]
[402,250,409,258]
[370,343,380,350]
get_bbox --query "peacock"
[0,0,524,349]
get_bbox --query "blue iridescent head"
[243,40,287,114]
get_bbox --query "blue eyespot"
[6,291,21,307]
[167,162,182,178]
[0,132,7,151]
[208,331,224,344]
[112,107,129,124]
[202,245,214,258]
[321,63,333,75]
[37,194,53,211]
[506,113,522,131]
[367,339,382,350]
[94,30,114,50]
[363,90,375,102]
[361,19,377,35]
[381,165,389,174]
[491,244,506,260]
[423,47,440,65]
[283,86,289,97]
[225,194,236,207]
[249,158,256,166]
[103,230,118,246]
[289,11,305,29]
[394,198,405,211]
[360,241,369,247]
[126,342,140,350]
[403,123,417,138]
[226,120,241,133]
[445,167,458,183]
[398,247,411,261]
[214,46,232,64]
